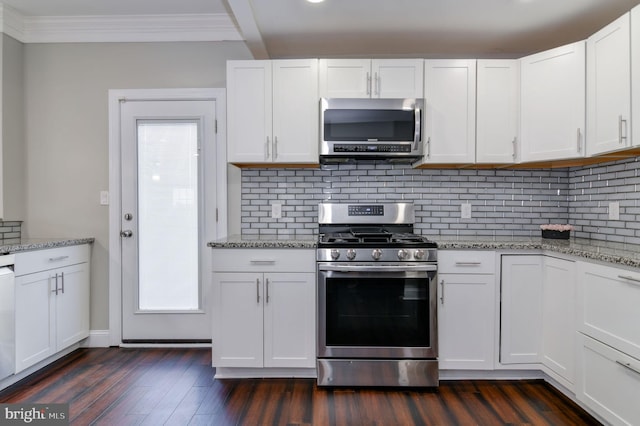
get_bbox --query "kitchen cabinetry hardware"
[454,261,482,266]
[250,259,276,264]
[256,278,260,303]
[274,137,278,160]
[619,115,628,144]
[577,128,582,153]
[52,274,59,295]
[617,274,640,284]
[265,137,271,160]
[512,137,517,159]
[439,279,445,304]
[266,278,270,303]
[616,360,640,375]
[120,230,133,238]
[426,137,431,158]
[48,256,69,262]
[374,73,380,96]
[366,72,371,95]
[61,272,64,294]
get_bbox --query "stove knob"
[397,249,409,260]
[330,249,340,260]
[346,249,357,260]
[414,249,425,260]
[371,249,383,260]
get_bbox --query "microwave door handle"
[414,108,422,151]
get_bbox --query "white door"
[120,99,216,342]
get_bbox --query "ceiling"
[2,0,640,59]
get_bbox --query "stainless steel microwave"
[320,98,424,163]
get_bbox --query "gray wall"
[2,34,25,221]
[22,41,252,330]
[241,158,640,244]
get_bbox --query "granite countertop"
[209,235,640,269]
[0,237,95,255]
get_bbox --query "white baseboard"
[81,330,111,348]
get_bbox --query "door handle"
[120,230,133,238]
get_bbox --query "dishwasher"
[0,254,15,381]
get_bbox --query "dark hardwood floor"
[0,348,601,425]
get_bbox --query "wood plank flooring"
[0,348,601,425]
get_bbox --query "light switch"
[100,191,109,206]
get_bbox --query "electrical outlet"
[609,201,620,220]
[461,203,472,219]
[100,191,109,206]
[271,203,282,219]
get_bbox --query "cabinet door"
[632,5,640,147]
[438,273,495,370]
[371,59,423,98]
[272,59,319,163]
[55,263,90,350]
[476,60,519,164]
[422,60,476,164]
[520,41,586,161]
[212,272,263,368]
[577,334,640,426]
[587,13,631,155]
[500,255,542,364]
[263,273,316,368]
[577,262,640,361]
[319,59,371,98]
[15,271,55,373]
[227,61,272,163]
[542,257,575,386]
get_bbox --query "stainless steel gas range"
[316,202,439,387]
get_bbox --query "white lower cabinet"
[500,255,543,364]
[211,249,316,374]
[577,334,640,426]
[541,256,576,387]
[438,251,496,369]
[14,245,90,373]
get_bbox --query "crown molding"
[1,8,244,44]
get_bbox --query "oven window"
[324,109,416,141]
[325,275,430,347]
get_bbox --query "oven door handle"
[318,264,437,272]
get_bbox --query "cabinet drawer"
[14,244,90,277]
[578,262,640,360]
[439,250,495,274]
[577,334,640,426]
[212,249,315,273]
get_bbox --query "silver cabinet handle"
[512,137,517,159]
[250,259,276,265]
[576,128,582,153]
[52,273,59,295]
[265,137,271,160]
[455,261,482,266]
[426,137,431,159]
[616,360,640,376]
[440,279,445,304]
[619,116,628,145]
[374,72,379,96]
[61,271,65,294]
[49,255,69,262]
[366,72,371,96]
[617,275,640,286]
[274,136,278,160]
[256,278,260,303]
[266,278,270,303]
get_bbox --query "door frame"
[107,88,227,346]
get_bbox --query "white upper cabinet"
[476,60,520,164]
[587,13,632,156]
[520,41,586,162]
[319,59,423,98]
[419,59,476,164]
[227,59,319,164]
[632,5,640,147]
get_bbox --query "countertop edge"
[1,237,96,254]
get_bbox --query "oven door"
[317,262,437,359]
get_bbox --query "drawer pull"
[616,360,640,376]
[49,255,70,262]
[617,275,640,285]
[454,261,482,266]
[250,260,276,265]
